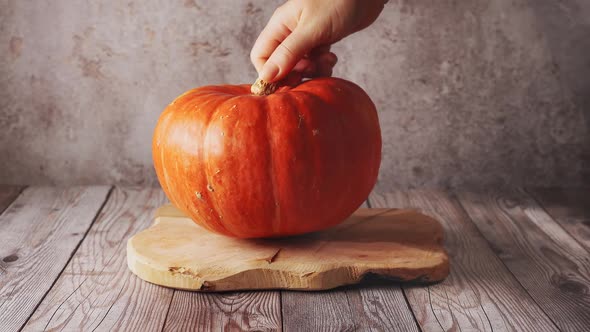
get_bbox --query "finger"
[250,6,296,73]
[308,52,338,77]
[314,62,334,77]
[260,26,319,82]
[316,52,337,67]
[282,71,304,87]
[309,44,331,57]
[291,47,332,77]
[293,58,315,73]
[316,45,331,53]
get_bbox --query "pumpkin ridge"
[196,94,234,236]
[287,91,318,233]
[264,96,281,236]
[203,93,246,235]
[310,86,353,213]
[156,112,173,205]
[302,91,340,210]
[298,89,355,228]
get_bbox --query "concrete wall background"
[1,0,588,189]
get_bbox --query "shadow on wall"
[529,0,590,183]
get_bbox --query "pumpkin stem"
[251,72,304,96]
[251,78,279,96]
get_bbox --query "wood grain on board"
[369,190,559,332]
[127,205,449,291]
[132,201,439,331]
[456,189,590,332]
[0,186,111,332]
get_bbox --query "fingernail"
[260,62,280,82]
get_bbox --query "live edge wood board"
[127,205,449,291]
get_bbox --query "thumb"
[259,28,317,82]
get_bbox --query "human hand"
[250,0,386,82]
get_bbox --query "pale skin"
[250,0,387,83]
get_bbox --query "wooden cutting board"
[127,205,449,291]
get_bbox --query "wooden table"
[0,186,588,331]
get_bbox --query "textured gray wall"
[1,0,589,189]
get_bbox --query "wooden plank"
[282,278,419,332]
[456,188,590,332]
[163,291,281,331]
[0,186,111,332]
[370,190,558,332]
[0,185,23,213]
[23,187,173,332]
[347,283,420,331]
[529,187,590,252]
[281,201,420,332]
[282,291,355,331]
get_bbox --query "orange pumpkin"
[153,77,381,238]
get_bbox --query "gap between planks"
[23,187,172,332]
[454,188,590,332]
[369,189,559,332]
[0,186,112,332]
[22,187,282,332]
[527,187,590,254]
[20,186,115,331]
[366,198,422,332]
[14,187,587,331]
